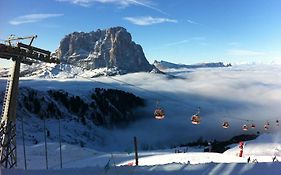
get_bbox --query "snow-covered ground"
[15,131,281,169]
[3,131,281,174]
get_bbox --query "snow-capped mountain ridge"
[0,60,232,79]
[153,60,231,70]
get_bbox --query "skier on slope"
[272,156,278,162]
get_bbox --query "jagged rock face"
[55,27,153,73]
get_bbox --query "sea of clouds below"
[1,64,281,151]
[103,64,281,150]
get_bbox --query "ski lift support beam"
[0,35,60,169]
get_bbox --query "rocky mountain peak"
[55,26,153,74]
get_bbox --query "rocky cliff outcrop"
[55,27,153,73]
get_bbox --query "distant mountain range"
[0,60,231,78]
[153,60,231,70]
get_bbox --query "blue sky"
[1,0,281,67]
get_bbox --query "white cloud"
[56,0,166,13]
[56,0,91,7]
[187,19,199,25]
[227,49,265,57]
[124,16,177,26]
[127,0,166,14]
[165,40,190,46]
[165,37,205,47]
[57,0,142,7]
[9,13,63,25]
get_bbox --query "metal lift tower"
[0,35,59,168]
